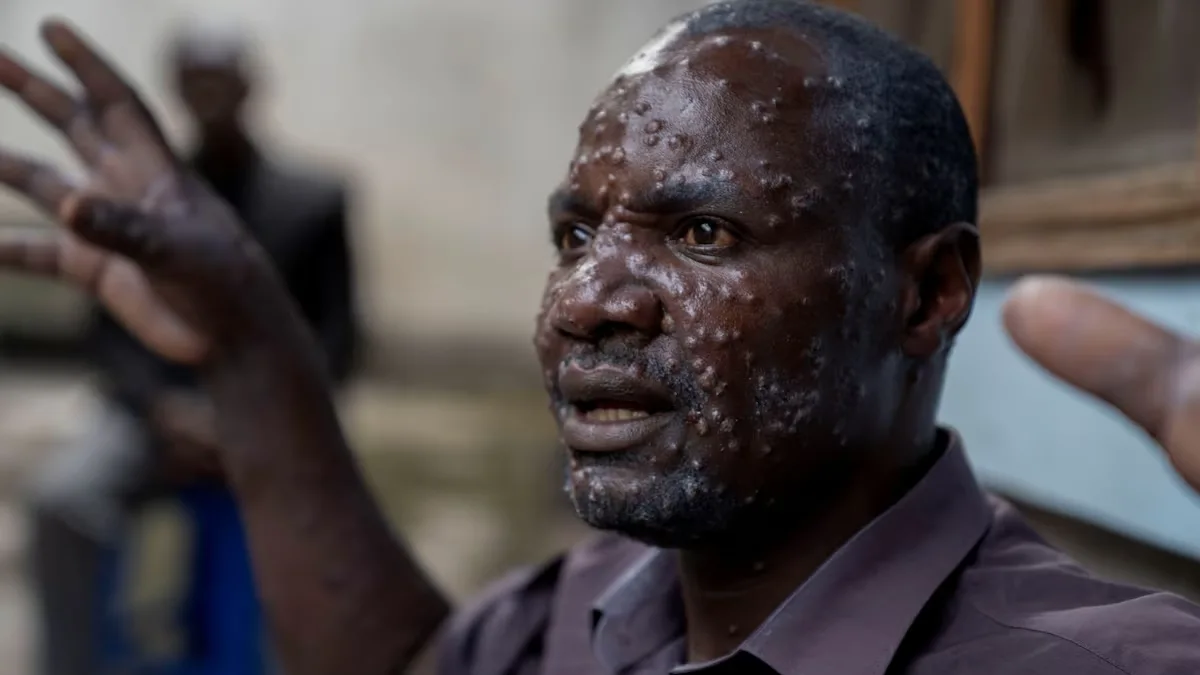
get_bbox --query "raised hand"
[1003,276,1200,492]
[0,21,449,675]
[0,20,297,365]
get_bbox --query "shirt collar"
[591,548,685,672]
[591,429,991,675]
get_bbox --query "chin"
[564,460,744,549]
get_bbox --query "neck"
[676,434,938,664]
[194,125,254,170]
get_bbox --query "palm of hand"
[0,21,285,364]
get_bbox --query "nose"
[551,277,664,342]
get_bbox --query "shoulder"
[916,499,1200,674]
[259,159,350,215]
[436,534,649,675]
[435,554,563,675]
[933,589,1200,674]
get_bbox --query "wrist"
[199,331,355,496]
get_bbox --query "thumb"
[1002,275,1200,490]
[61,193,171,268]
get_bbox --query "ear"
[897,222,981,358]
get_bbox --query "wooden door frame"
[822,0,1200,275]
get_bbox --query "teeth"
[582,407,650,422]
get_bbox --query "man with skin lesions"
[0,2,1199,674]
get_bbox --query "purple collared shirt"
[437,431,1200,674]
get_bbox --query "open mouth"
[572,400,658,422]
[558,363,676,452]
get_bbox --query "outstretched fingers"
[0,227,107,289]
[40,19,171,152]
[0,47,107,164]
[0,228,70,278]
[0,226,208,363]
[0,148,75,216]
[1003,276,1200,492]
[1003,276,1180,440]
[40,20,132,115]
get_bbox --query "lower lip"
[561,410,674,452]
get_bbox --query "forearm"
[203,332,449,675]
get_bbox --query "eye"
[681,217,738,249]
[558,223,594,253]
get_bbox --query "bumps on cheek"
[753,157,795,194]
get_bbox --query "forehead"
[575,25,836,174]
[615,22,828,86]
[561,25,852,219]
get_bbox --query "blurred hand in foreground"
[1004,276,1200,493]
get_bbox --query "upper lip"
[558,362,675,413]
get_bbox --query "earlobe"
[899,222,981,358]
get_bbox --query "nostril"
[549,279,664,342]
[553,312,591,340]
[557,322,584,340]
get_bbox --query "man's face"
[175,63,247,130]
[535,26,901,547]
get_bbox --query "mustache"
[561,339,645,370]
[553,338,704,410]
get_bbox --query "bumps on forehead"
[615,0,978,248]
[614,19,690,79]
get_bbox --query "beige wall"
[0,0,706,351]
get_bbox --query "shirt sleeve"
[436,557,564,675]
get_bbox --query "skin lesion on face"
[534,22,953,550]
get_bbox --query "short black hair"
[170,19,256,77]
[683,0,978,247]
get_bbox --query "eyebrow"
[546,189,596,220]
[627,178,736,214]
[547,178,738,219]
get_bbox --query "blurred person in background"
[24,21,359,675]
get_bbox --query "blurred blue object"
[98,486,266,675]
